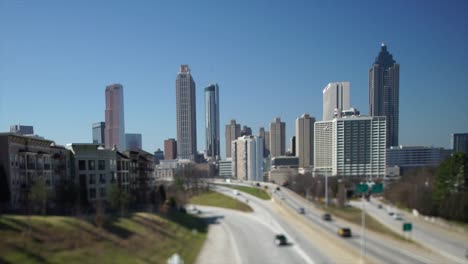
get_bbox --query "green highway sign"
[354,184,369,194]
[403,222,412,232]
[371,183,384,193]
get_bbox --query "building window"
[79,160,86,170]
[99,187,106,198]
[99,174,106,184]
[88,160,96,171]
[98,160,105,170]
[89,174,96,185]
[89,188,96,199]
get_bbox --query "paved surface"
[271,184,457,264]
[194,205,314,264]
[349,199,468,264]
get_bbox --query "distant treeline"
[384,152,468,222]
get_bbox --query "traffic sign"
[371,183,383,193]
[403,222,412,232]
[354,184,368,194]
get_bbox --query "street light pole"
[325,174,328,207]
[361,194,366,262]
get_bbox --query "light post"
[325,174,328,207]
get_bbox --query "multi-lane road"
[195,185,338,264]
[349,199,468,264]
[200,180,459,264]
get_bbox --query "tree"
[108,184,132,217]
[29,176,48,215]
[433,152,468,204]
[55,179,79,215]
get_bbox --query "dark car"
[377,204,383,209]
[274,234,288,246]
[338,228,352,237]
[298,207,305,214]
[276,187,280,191]
[322,213,332,221]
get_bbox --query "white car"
[393,213,403,220]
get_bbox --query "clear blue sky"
[1,0,468,157]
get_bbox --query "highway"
[349,199,468,264]
[194,205,313,264]
[196,184,368,264]
[212,179,456,264]
[269,184,457,264]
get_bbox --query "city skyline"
[1,1,468,154]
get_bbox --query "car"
[298,207,305,214]
[233,190,240,196]
[337,228,352,237]
[388,211,395,216]
[274,234,288,246]
[393,213,403,221]
[276,187,280,191]
[377,204,383,209]
[322,213,332,221]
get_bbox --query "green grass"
[322,204,411,242]
[221,185,270,200]
[189,191,253,212]
[0,211,207,264]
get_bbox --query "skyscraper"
[204,84,220,160]
[241,125,252,136]
[231,135,263,181]
[92,122,105,145]
[323,82,350,121]
[125,133,142,150]
[452,133,468,155]
[290,136,296,156]
[296,113,315,168]
[369,43,399,147]
[314,110,386,178]
[225,119,241,158]
[270,117,286,158]
[105,84,125,150]
[259,127,270,157]
[164,138,177,160]
[176,65,197,161]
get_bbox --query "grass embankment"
[221,185,270,200]
[0,212,207,264]
[189,191,253,212]
[322,204,411,242]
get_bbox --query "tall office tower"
[231,136,263,181]
[225,119,241,158]
[92,122,105,144]
[125,133,142,150]
[259,127,270,157]
[296,114,315,168]
[164,138,177,160]
[204,84,220,160]
[269,117,286,158]
[452,133,468,155]
[314,109,386,178]
[10,125,34,135]
[369,43,399,147]
[322,82,350,121]
[241,125,252,136]
[176,65,197,161]
[290,136,296,156]
[105,84,125,150]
